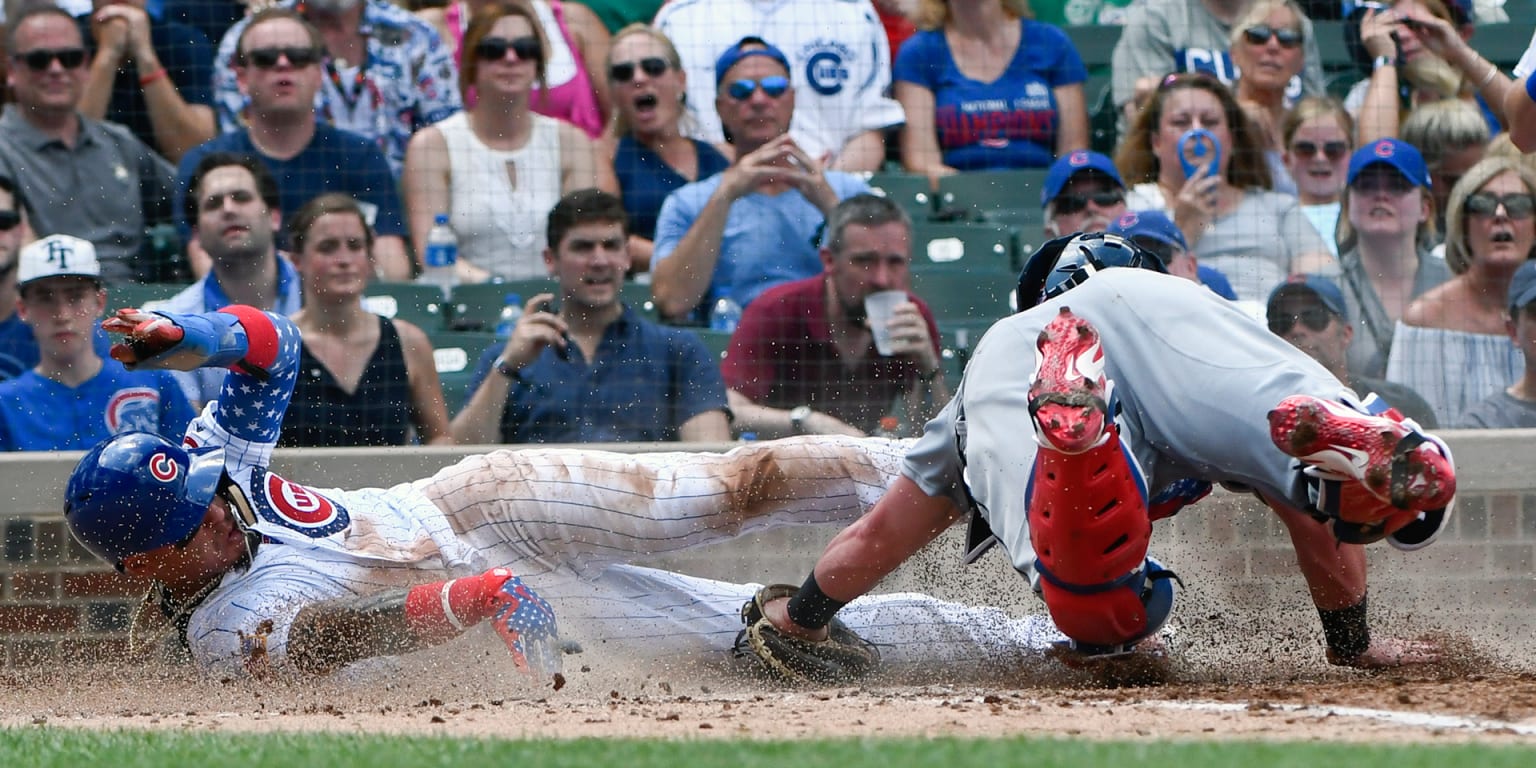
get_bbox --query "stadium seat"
[937,170,1050,220]
[911,271,1016,323]
[429,331,499,414]
[105,283,185,315]
[910,221,1020,273]
[937,318,999,381]
[690,329,734,364]
[447,280,556,331]
[1063,25,1120,70]
[361,282,447,330]
[867,172,937,219]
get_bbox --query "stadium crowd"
[1,0,1534,450]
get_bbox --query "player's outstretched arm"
[1266,495,1442,668]
[287,568,563,684]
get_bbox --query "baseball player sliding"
[740,233,1458,682]
[63,306,1062,682]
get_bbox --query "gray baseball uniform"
[902,269,1348,577]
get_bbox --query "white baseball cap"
[17,234,101,288]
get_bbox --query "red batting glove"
[102,308,184,367]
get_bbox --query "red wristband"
[403,568,514,643]
[139,67,168,87]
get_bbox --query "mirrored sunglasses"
[243,46,322,69]
[1465,192,1536,219]
[1242,24,1304,49]
[726,75,790,101]
[475,36,542,62]
[1291,140,1349,161]
[12,47,86,71]
[1267,307,1334,336]
[1052,189,1125,215]
[610,57,668,82]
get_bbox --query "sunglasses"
[1267,306,1335,336]
[242,46,322,69]
[610,56,668,82]
[12,47,87,71]
[1351,172,1416,195]
[1242,24,1304,49]
[1465,192,1536,219]
[475,35,541,62]
[1052,189,1125,215]
[0,210,20,231]
[1130,236,1180,264]
[726,75,790,101]
[1291,140,1349,161]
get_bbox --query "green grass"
[2,729,1534,768]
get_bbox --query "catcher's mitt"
[734,584,880,684]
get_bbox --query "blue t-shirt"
[614,135,730,241]
[176,124,406,245]
[0,313,112,382]
[0,363,196,451]
[653,170,870,321]
[76,14,215,152]
[893,19,1086,171]
[465,306,726,443]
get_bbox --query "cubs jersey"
[0,363,195,451]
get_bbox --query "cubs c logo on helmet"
[250,468,351,538]
[148,452,180,482]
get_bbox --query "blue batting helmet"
[1015,232,1167,312]
[64,432,226,566]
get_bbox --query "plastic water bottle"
[419,213,459,299]
[494,293,524,340]
[709,296,742,333]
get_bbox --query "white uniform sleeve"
[1515,27,1536,79]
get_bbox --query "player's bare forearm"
[814,475,964,602]
[287,589,427,676]
[1270,499,1367,609]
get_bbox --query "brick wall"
[2,432,1533,668]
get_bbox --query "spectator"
[893,0,1087,177]
[1116,72,1332,303]
[162,0,242,54]
[605,23,728,274]
[1111,0,1325,129]
[0,174,40,381]
[1389,157,1533,425]
[1350,0,1509,145]
[1332,138,1450,379]
[1282,96,1353,257]
[1400,99,1487,247]
[1458,260,1536,428]
[402,1,615,284]
[281,193,453,448]
[1106,209,1239,299]
[212,0,461,178]
[77,0,216,163]
[418,0,611,137]
[654,0,904,172]
[0,234,194,451]
[178,9,411,282]
[651,37,870,323]
[1266,275,1437,427]
[451,189,730,444]
[1228,0,1311,196]
[160,152,302,407]
[722,194,948,438]
[1041,149,1127,239]
[0,4,177,286]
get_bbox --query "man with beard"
[722,194,948,438]
[1349,0,1511,145]
[158,152,300,408]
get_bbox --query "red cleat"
[1029,307,1110,454]
[1267,395,1456,516]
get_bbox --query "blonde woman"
[1281,97,1353,256]
[1229,0,1312,195]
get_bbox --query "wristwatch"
[789,405,813,435]
[1372,55,1397,72]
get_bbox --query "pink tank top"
[447,0,605,138]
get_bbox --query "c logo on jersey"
[148,452,180,483]
[801,40,854,96]
[105,388,161,434]
[250,468,350,538]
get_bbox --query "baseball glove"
[734,584,880,684]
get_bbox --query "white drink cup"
[864,290,908,356]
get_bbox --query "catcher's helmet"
[1015,232,1167,312]
[64,431,226,566]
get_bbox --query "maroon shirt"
[722,274,940,433]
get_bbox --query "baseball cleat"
[1029,307,1110,454]
[1267,395,1455,512]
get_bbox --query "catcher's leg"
[1267,393,1455,549]
[418,435,907,577]
[1026,308,1176,651]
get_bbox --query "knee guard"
[1026,427,1172,648]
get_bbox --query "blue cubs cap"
[714,37,792,87]
[1267,274,1349,321]
[1107,210,1187,252]
[1509,260,1536,314]
[1347,138,1430,189]
[1041,150,1125,209]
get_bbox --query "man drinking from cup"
[721,194,948,438]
